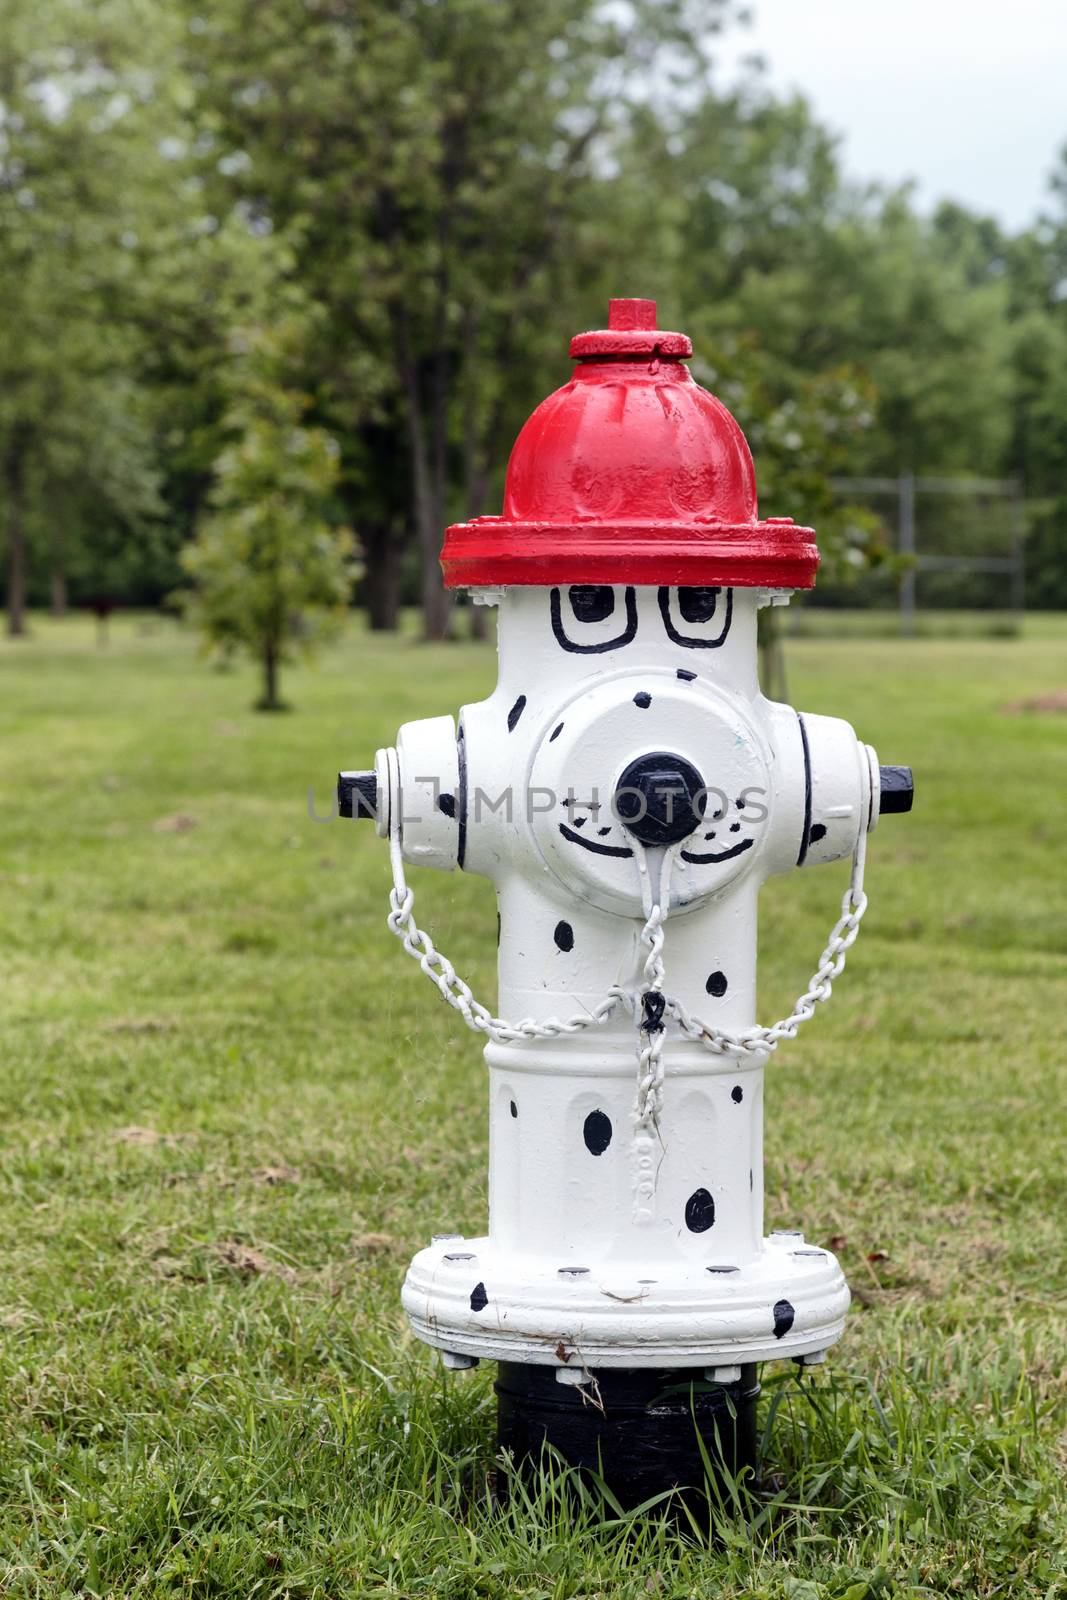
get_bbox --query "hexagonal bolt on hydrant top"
[337,299,913,1511]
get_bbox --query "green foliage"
[177,0,742,634]
[178,326,358,709]
[0,0,180,626]
[4,0,1067,632]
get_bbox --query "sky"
[715,0,1067,232]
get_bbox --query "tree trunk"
[462,356,493,644]
[396,304,452,641]
[4,435,29,638]
[260,637,281,710]
[50,557,68,618]
[362,519,404,631]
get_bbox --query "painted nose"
[615,752,707,846]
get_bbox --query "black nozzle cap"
[338,770,378,820]
[615,751,707,846]
[879,765,913,815]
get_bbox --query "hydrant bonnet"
[440,298,820,590]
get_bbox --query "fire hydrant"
[338,300,912,1506]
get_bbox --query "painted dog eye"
[658,586,733,649]
[550,586,638,654]
[569,585,614,624]
[678,586,719,624]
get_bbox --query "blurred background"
[3,0,1067,673]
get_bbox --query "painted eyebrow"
[550,586,638,654]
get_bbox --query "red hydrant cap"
[440,299,819,590]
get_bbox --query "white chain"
[633,849,671,1135]
[386,829,627,1044]
[383,809,868,1072]
[665,829,868,1058]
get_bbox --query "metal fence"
[827,473,1026,635]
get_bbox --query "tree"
[660,86,1015,485]
[0,0,180,633]
[1003,146,1067,606]
[28,371,165,616]
[178,326,358,710]
[182,0,740,638]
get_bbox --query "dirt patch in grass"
[216,1240,299,1282]
[350,1231,401,1255]
[250,1162,301,1185]
[105,1017,175,1034]
[152,811,199,832]
[1002,690,1067,713]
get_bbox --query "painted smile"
[680,838,755,865]
[559,823,633,858]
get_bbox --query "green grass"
[1,610,1065,1598]
[788,608,1034,640]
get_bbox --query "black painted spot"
[730,822,741,833]
[583,1110,612,1156]
[572,815,587,827]
[509,1099,518,1119]
[704,831,716,841]
[550,722,564,742]
[809,823,827,844]
[706,971,728,998]
[731,1084,743,1104]
[470,1282,489,1313]
[507,695,527,732]
[772,1298,795,1338]
[496,911,501,947]
[597,825,612,836]
[437,792,456,818]
[633,691,652,709]
[685,1188,716,1233]
[554,920,574,953]
[676,668,697,682]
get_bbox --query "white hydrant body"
[395,584,870,1371]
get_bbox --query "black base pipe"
[495,1362,760,1514]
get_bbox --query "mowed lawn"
[0,611,1065,1599]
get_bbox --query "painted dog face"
[517,584,770,916]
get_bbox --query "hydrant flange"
[402,1229,849,1369]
